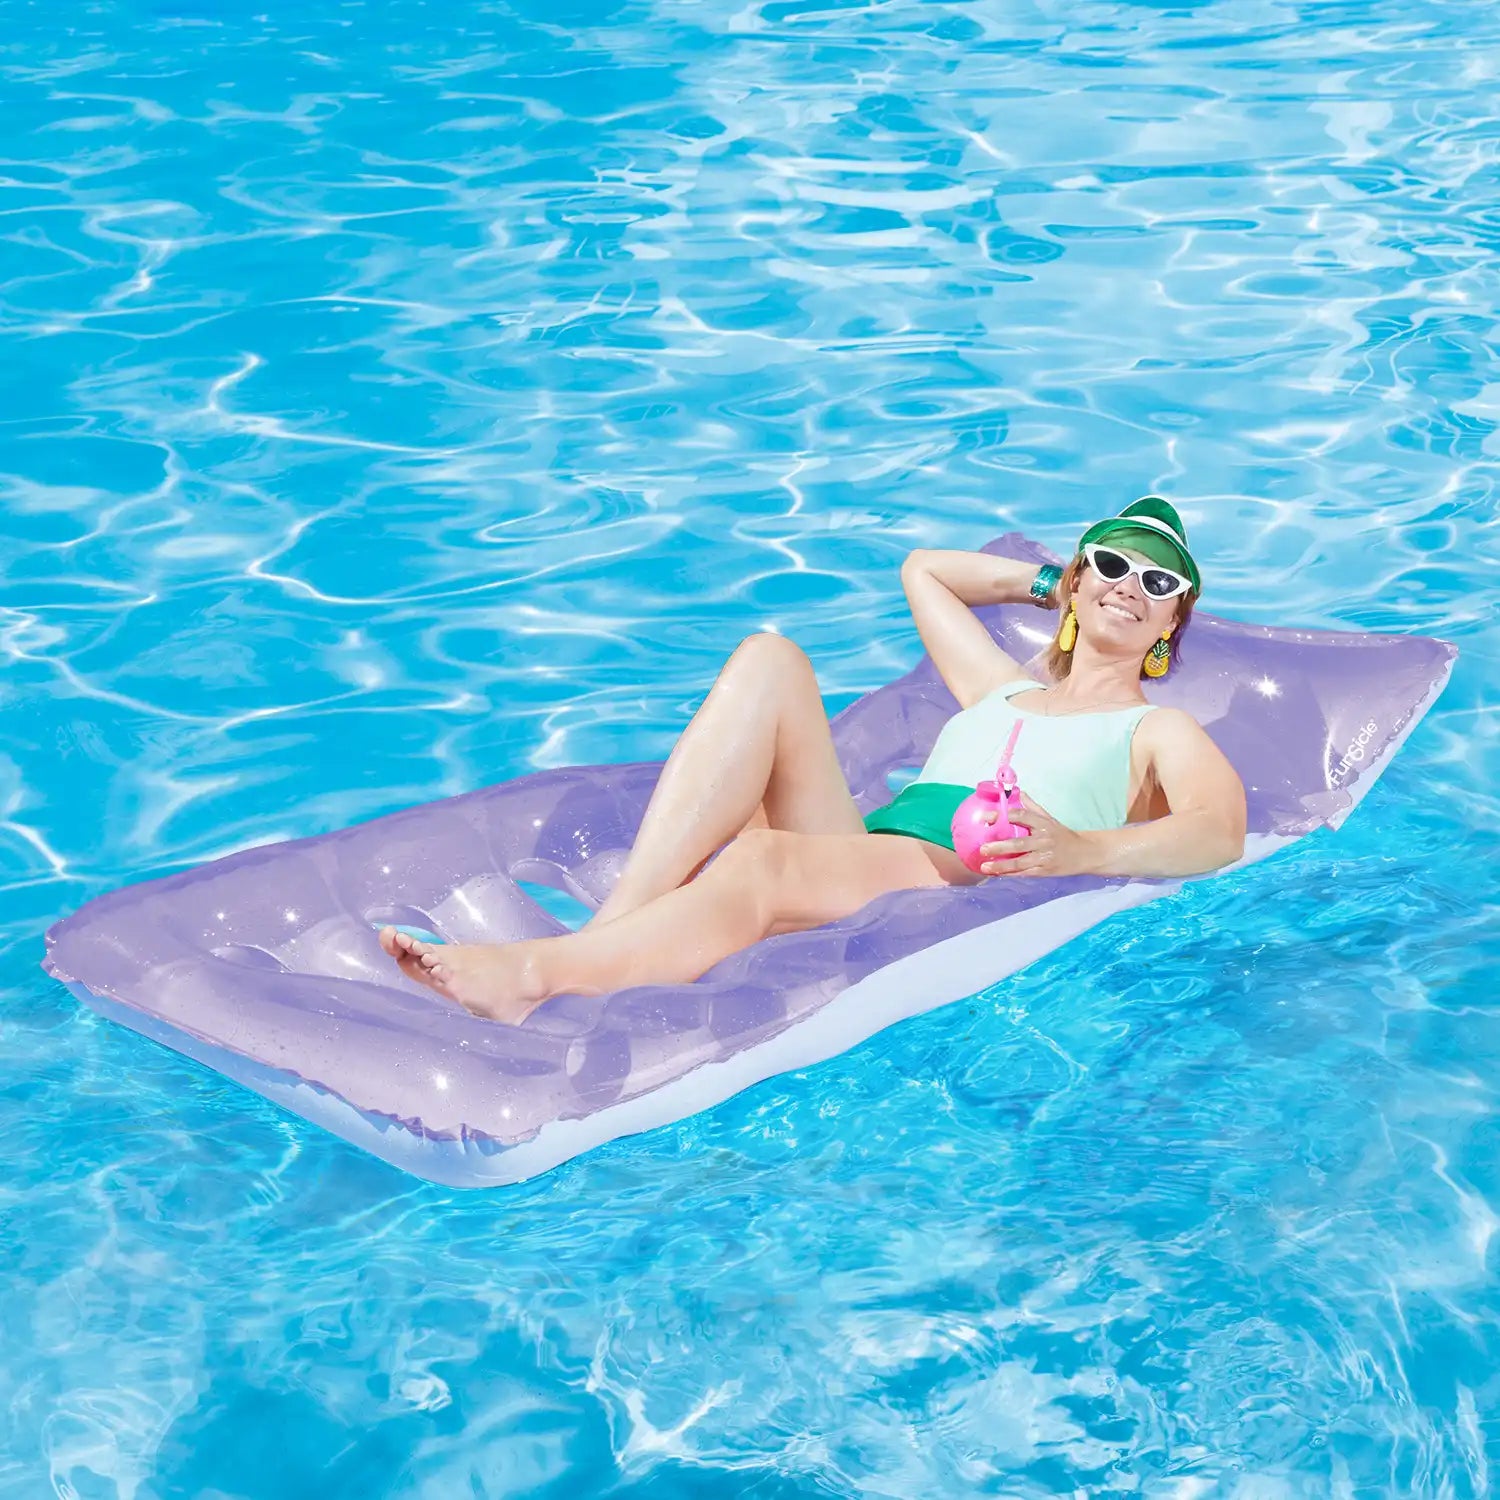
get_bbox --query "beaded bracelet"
[1029,563,1063,607]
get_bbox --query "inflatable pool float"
[42,534,1457,1187]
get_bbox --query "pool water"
[3,0,1497,1494]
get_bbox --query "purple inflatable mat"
[43,535,1457,1187]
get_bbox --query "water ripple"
[2,0,1497,1494]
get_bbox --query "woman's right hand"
[978,794,1098,878]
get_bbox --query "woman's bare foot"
[377,926,548,1025]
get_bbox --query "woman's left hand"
[980,793,1098,877]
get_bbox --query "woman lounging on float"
[381,496,1248,1024]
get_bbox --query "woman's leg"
[384,825,954,1024]
[587,633,866,928]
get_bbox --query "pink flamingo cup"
[951,720,1031,874]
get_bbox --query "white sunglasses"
[1083,543,1192,600]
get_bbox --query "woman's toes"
[380,929,448,994]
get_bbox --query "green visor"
[1077,496,1201,594]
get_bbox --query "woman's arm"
[902,549,1058,710]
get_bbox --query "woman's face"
[1072,548,1182,650]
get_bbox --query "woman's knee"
[729,632,814,684]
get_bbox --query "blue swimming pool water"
[3,0,1497,1493]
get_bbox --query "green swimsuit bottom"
[862,782,972,851]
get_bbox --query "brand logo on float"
[1330,720,1378,785]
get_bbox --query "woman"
[381,496,1247,1023]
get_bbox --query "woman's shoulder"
[1135,704,1214,756]
[1139,704,1203,732]
[1144,702,1199,720]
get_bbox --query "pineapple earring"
[1143,627,1173,678]
[1058,606,1078,653]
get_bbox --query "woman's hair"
[1041,554,1199,682]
